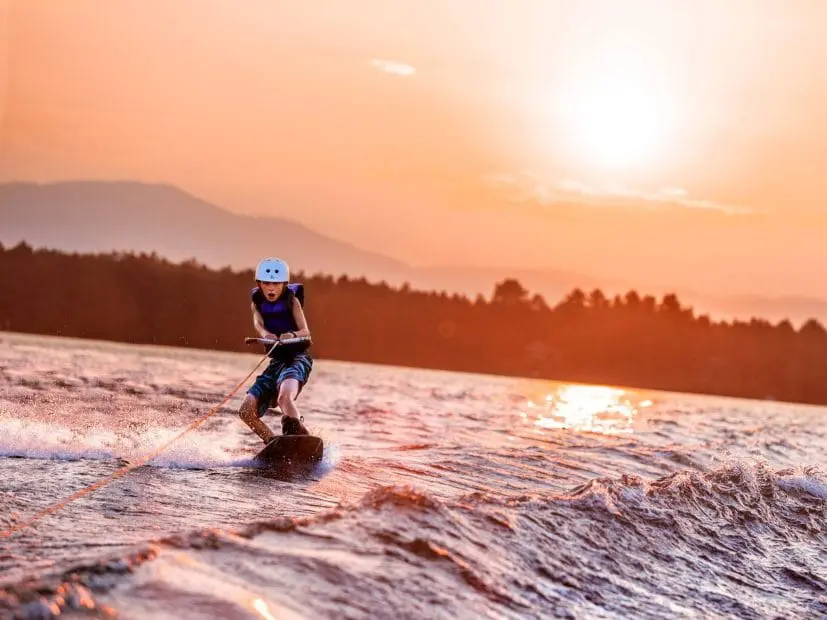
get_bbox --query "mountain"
[0,181,593,298]
[2,180,826,325]
[0,181,409,280]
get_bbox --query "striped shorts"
[247,352,313,417]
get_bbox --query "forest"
[2,241,827,405]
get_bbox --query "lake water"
[0,332,825,619]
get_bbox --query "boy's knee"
[278,380,300,402]
[276,390,293,408]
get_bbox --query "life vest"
[251,283,310,357]
[251,282,304,335]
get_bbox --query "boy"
[239,257,312,443]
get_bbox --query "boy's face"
[258,281,286,301]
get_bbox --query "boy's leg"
[239,394,277,443]
[276,354,312,435]
[239,360,282,444]
[277,380,308,435]
[277,378,301,419]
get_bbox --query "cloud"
[370,59,416,77]
[486,172,755,215]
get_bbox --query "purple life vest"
[251,283,304,336]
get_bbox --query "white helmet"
[255,257,289,283]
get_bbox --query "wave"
[3,460,825,619]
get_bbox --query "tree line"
[2,241,827,405]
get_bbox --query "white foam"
[138,431,249,470]
[0,416,246,469]
[0,409,342,475]
[0,417,118,461]
[315,438,341,476]
[776,473,827,499]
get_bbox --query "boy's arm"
[287,296,311,339]
[251,303,275,339]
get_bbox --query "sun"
[557,49,674,171]
[567,77,668,169]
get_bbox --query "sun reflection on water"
[251,598,277,620]
[522,385,650,435]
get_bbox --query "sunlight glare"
[251,598,277,620]
[527,385,639,434]
[557,43,674,171]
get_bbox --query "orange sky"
[2,0,827,297]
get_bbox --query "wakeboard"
[254,434,324,467]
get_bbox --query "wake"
[0,417,250,469]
